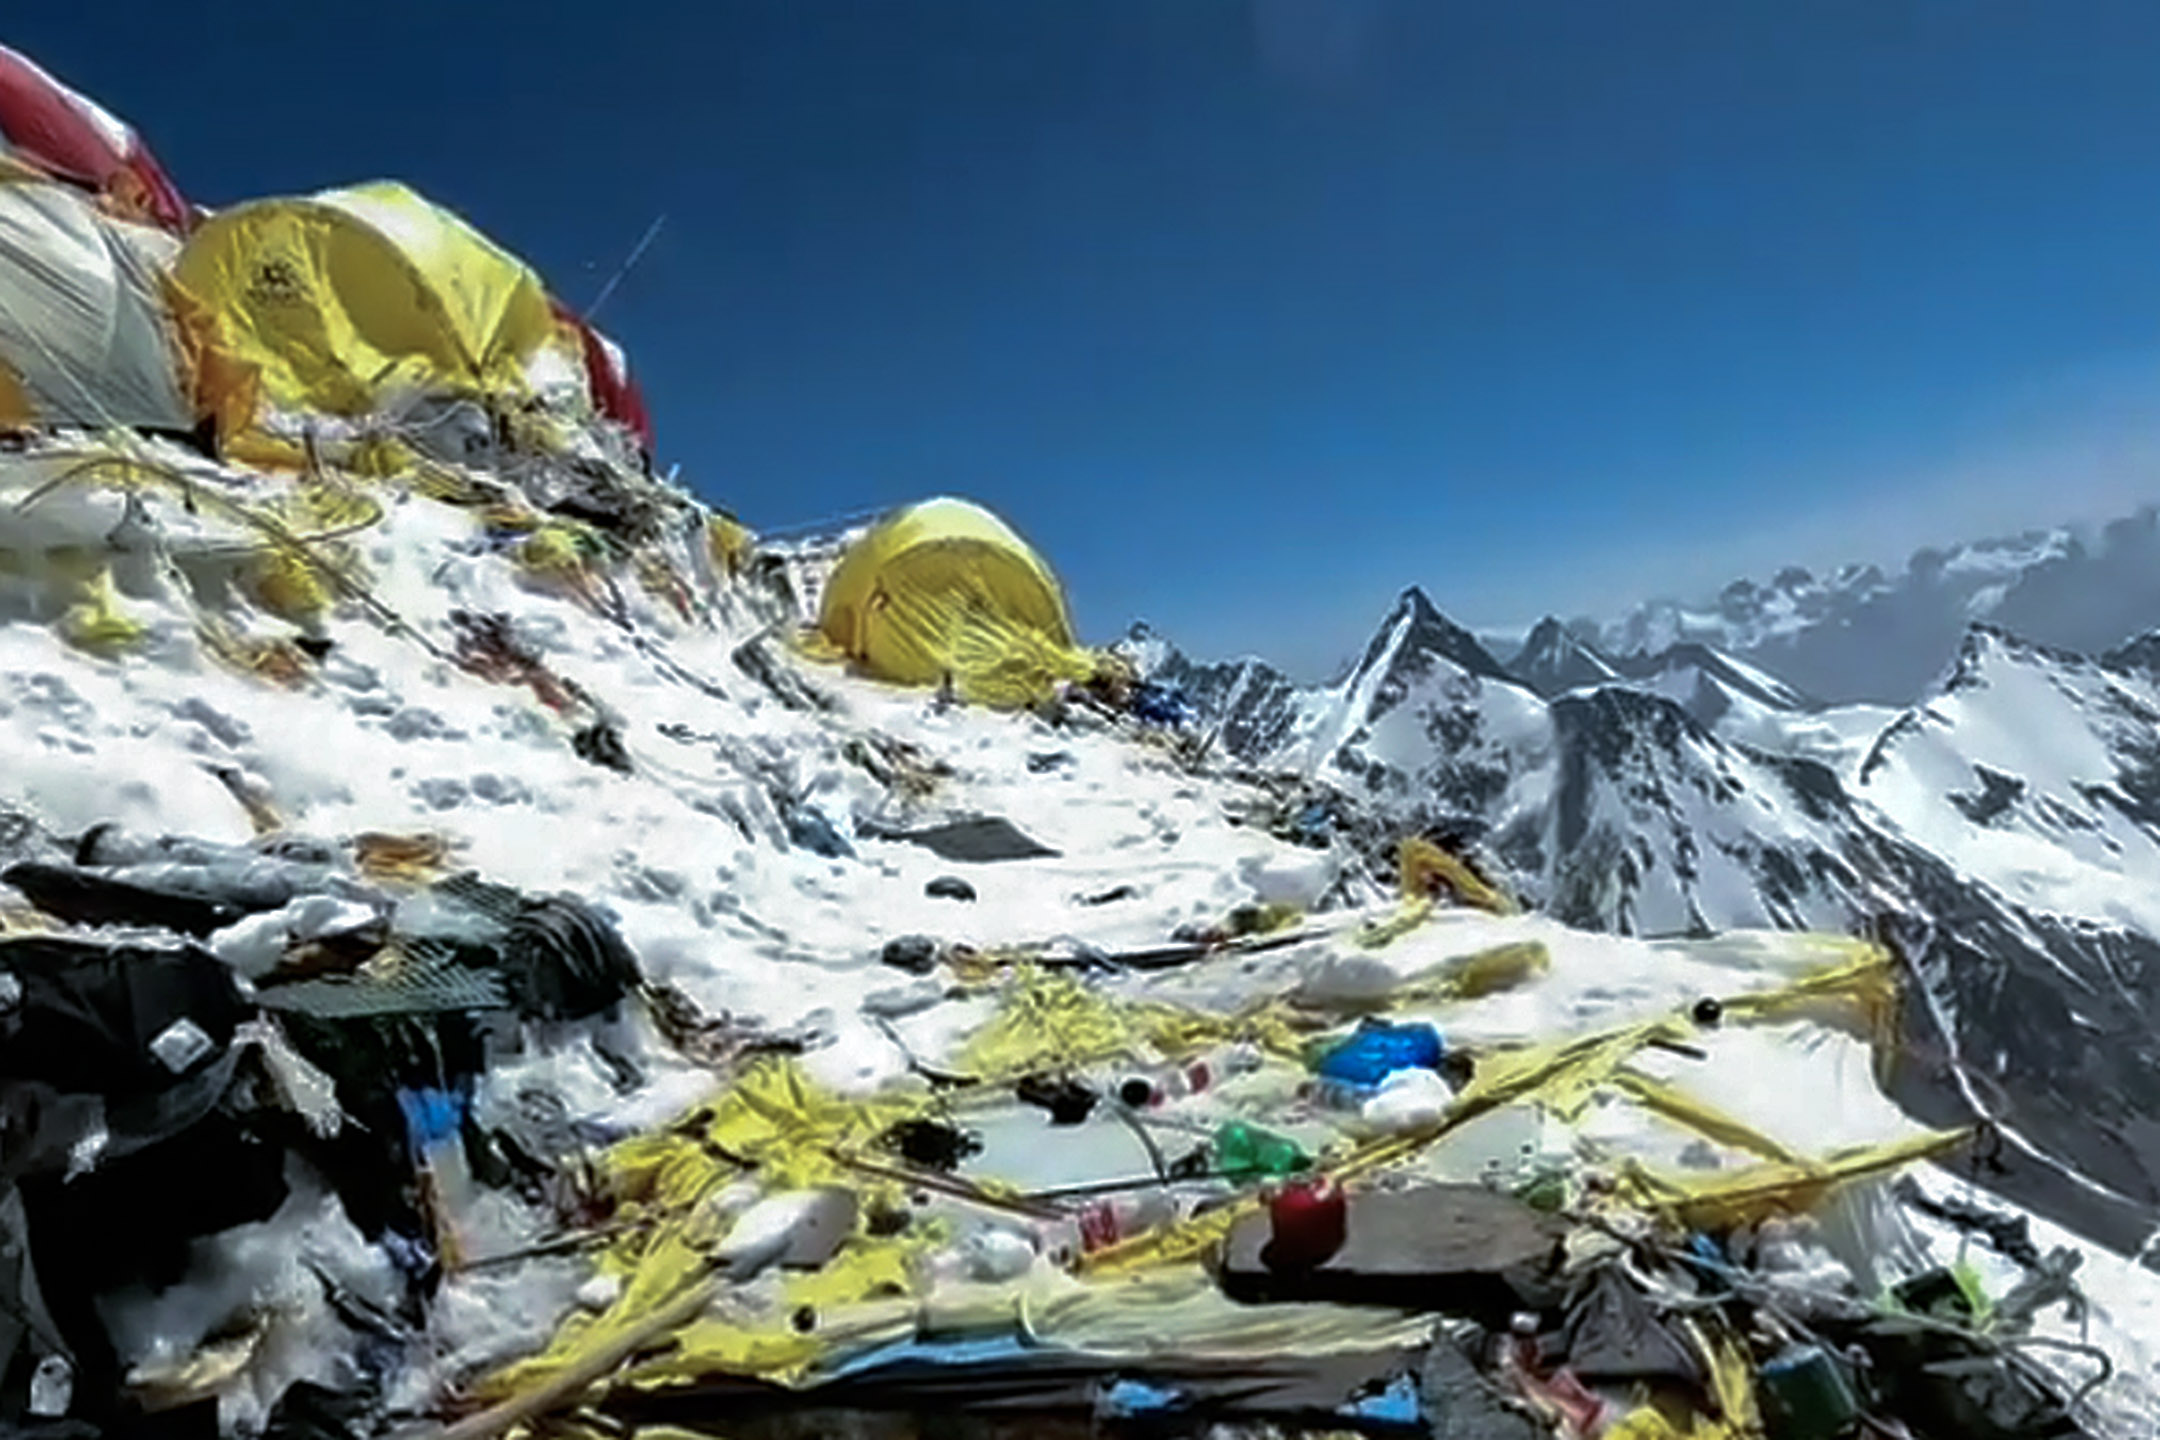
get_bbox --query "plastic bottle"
[1213,1120,1311,1181]
[1075,1188,1179,1253]
[1117,1044,1264,1108]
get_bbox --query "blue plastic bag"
[1314,1018,1444,1090]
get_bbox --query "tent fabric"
[0,177,194,431]
[817,498,1092,706]
[0,46,189,234]
[172,181,561,422]
[552,300,655,456]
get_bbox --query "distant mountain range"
[1129,525,2160,1264]
[1567,505,2160,705]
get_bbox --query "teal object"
[1759,1345,1860,1440]
[1214,1121,1310,1181]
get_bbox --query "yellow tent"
[816,497,1094,706]
[171,181,564,425]
[0,171,195,432]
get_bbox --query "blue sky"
[15,2,2160,676]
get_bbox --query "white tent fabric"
[0,177,190,430]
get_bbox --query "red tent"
[552,300,656,459]
[0,45,190,234]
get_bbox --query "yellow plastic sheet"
[957,967,1312,1082]
[1616,1127,1968,1233]
[1399,836,1517,916]
[1718,940,1899,1051]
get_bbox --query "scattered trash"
[570,719,633,774]
[1016,1073,1099,1125]
[1314,1017,1446,1104]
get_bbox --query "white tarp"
[0,178,190,430]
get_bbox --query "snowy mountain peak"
[1354,586,1519,689]
[2102,628,2160,678]
[1509,615,1622,697]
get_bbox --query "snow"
[4,435,2157,1435]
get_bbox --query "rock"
[925,876,976,903]
[880,935,940,974]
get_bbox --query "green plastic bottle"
[1215,1121,1311,1181]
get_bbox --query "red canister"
[1264,1177,1347,1271]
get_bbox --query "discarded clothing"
[0,935,249,1101]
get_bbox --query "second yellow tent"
[817,497,1094,706]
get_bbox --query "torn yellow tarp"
[1607,1070,1809,1168]
[957,967,1312,1081]
[621,1231,935,1392]
[1355,848,1522,947]
[1717,940,1899,1051]
[1399,836,1517,915]
[1616,1127,1969,1234]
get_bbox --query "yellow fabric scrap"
[707,513,753,577]
[1615,1127,1968,1234]
[1718,940,1899,1050]
[625,1232,933,1391]
[1607,1070,1809,1167]
[957,967,1149,1079]
[59,566,145,654]
[957,967,1312,1082]
[1400,836,1517,915]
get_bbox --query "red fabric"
[551,299,656,456]
[0,45,191,233]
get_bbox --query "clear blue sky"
[15,2,2160,676]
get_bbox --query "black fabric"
[19,1112,291,1405]
[571,721,633,776]
[501,896,641,1022]
[0,938,248,1098]
[1855,1318,2092,1439]
[0,865,244,938]
[1561,1267,1704,1388]
[865,818,1059,864]
[879,937,939,975]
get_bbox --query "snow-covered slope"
[4,433,2157,1433]
[1592,506,2160,704]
